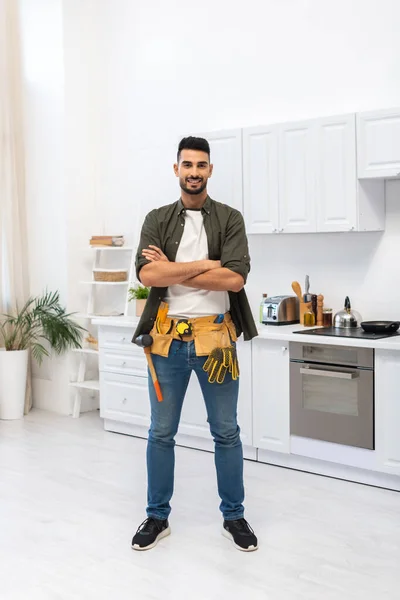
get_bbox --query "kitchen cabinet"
[252,338,290,453]
[317,114,385,232]
[357,108,400,179]
[98,326,150,432]
[375,350,400,476]
[196,128,243,212]
[243,125,279,234]
[316,114,358,232]
[278,120,317,233]
[243,120,316,234]
[243,114,385,234]
[178,337,253,447]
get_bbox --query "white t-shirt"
[165,209,229,319]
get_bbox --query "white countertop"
[256,323,400,350]
[92,316,139,328]
[91,316,400,351]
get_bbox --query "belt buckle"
[175,319,192,340]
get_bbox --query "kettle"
[333,296,362,329]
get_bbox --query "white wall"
[19,0,400,412]
[93,0,400,321]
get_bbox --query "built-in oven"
[290,342,374,450]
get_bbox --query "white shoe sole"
[131,526,171,551]
[222,527,258,552]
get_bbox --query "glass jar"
[323,308,333,327]
[304,309,316,327]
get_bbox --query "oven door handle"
[300,367,358,380]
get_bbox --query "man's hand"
[139,245,221,287]
[142,245,169,262]
[142,246,221,271]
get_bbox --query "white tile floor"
[0,409,399,600]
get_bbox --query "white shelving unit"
[70,245,135,418]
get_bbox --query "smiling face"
[174,149,213,197]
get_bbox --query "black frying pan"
[361,321,400,334]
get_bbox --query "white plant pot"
[0,349,29,420]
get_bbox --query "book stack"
[89,235,125,247]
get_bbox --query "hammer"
[134,335,163,402]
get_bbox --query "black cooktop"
[293,327,400,340]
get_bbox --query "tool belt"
[149,306,239,384]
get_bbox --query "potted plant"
[0,290,85,420]
[128,284,150,317]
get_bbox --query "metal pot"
[333,296,362,328]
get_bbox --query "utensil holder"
[300,301,312,325]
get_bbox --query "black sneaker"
[222,518,258,552]
[131,517,171,551]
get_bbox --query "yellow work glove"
[203,346,239,384]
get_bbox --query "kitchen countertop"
[256,323,400,350]
[91,317,400,351]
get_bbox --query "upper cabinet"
[243,125,279,233]
[357,108,400,179]
[316,114,358,232]
[198,128,243,212]
[244,114,385,234]
[278,120,317,233]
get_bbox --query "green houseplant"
[128,284,150,317]
[0,290,85,420]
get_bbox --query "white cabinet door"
[316,114,358,232]
[243,125,279,234]
[278,121,317,233]
[100,371,150,428]
[375,350,400,476]
[252,338,290,453]
[178,339,253,445]
[357,108,400,178]
[198,129,243,212]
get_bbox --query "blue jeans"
[146,340,244,521]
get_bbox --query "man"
[131,136,258,552]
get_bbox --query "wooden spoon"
[291,281,302,301]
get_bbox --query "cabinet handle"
[349,226,355,231]
[282,346,287,353]
[122,397,127,404]
[279,228,284,233]
[272,228,277,233]
[120,337,126,342]
[121,361,126,367]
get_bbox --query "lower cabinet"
[252,338,290,453]
[100,371,150,428]
[375,350,400,476]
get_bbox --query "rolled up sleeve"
[135,210,161,282]
[220,210,251,284]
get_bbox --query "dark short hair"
[177,136,210,162]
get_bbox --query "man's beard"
[179,177,208,196]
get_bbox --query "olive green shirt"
[132,196,258,342]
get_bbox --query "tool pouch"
[149,323,174,357]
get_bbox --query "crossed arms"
[139,246,244,293]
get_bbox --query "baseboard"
[257,448,400,492]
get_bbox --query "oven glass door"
[290,362,374,449]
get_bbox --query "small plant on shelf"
[128,284,150,317]
[128,284,150,302]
